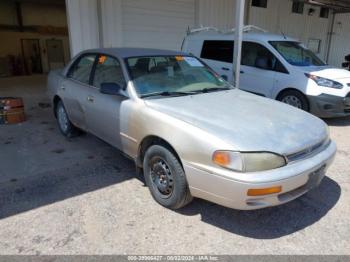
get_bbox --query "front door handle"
[87,96,94,102]
[222,67,230,71]
[240,70,245,74]
[61,85,66,90]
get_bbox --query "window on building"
[93,55,126,89]
[320,7,329,18]
[292,1,304,14]
[200,40,234,63]
[252,0,267,8]
[68,54,96,84]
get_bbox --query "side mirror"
[221,75,228,81]
[100,82,124,96]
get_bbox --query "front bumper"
[308,93,350,118]
[184,141,336,210]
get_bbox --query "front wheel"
[278,90,309,111]
[143,145,192,209]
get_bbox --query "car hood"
[302,66,350,80]
[145,89,328,155]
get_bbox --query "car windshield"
[269,41,326,67]
[126,55,231,98]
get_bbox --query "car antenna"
[186,26,190,35]
[281,31,287,40]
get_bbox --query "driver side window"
[242,42,276,71]
[93,55,126,90]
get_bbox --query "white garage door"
[122,0,196,50]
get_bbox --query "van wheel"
[143,145,192,209]
[278,90,309,111]
[56,100,79,137]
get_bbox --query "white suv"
[182,28,350,118]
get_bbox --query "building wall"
[193,0,335,62]
[197,0,236,29]
[21,3,67,27]
[65,0,100,57]
[0,2,67,27]
[121,0,195,49]
[249,0,332,61]
[67,0,196,56]
[65,0,349,67]
[328,13,350,67]
[0,31,70,73]
[0,1,17,25]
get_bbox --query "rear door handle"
[61,85,66,90]
[87,96,94,102]
[240,70,244,74]
[222,67,230,71]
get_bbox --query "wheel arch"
[276,88,310,111]
[275,87,306,100]
[136,135,182,169]
[53,95,62,118]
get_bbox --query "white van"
[182,27,350,118]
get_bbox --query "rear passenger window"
[200,40,234,63]
[68,54,96,84]
[93,55,126,89]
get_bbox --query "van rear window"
[200,40,234,63]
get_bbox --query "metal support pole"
[325,10,336,63]
[233,0,245,88]
[15,1,23,32]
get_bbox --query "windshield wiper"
[140,91,195,98]
[192,87,231,94]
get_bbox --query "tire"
[277,90,309,112]
[55,100,79,137]
[143,145,192,209]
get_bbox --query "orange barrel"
[0,97,26,124]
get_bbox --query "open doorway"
[46,39,65,70]
[0,0,70,77]
[21,39,43,75]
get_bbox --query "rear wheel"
[56,100,79,137]
[278,90,309,111]
[143,145,192,209]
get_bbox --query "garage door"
[122,0,196,50]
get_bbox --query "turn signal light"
[247,186,282,196]
[213,151,231,166]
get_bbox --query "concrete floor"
[0,75,349,255]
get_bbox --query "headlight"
[212,151,287,172]
[305,73,343,89]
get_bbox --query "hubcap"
[282,95,302,109]
[149,157,174,198]
[57,105,69,132]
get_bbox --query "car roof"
[79,48,189,59]
[185,31,297,42]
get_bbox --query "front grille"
[287,139,330,163]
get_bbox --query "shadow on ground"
[0,152,140,220]
[325,116,350,126]
[177,176,340,239]
[0,145,340,240]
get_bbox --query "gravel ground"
[0,75,349,255]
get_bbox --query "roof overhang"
[2,0,65,6]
